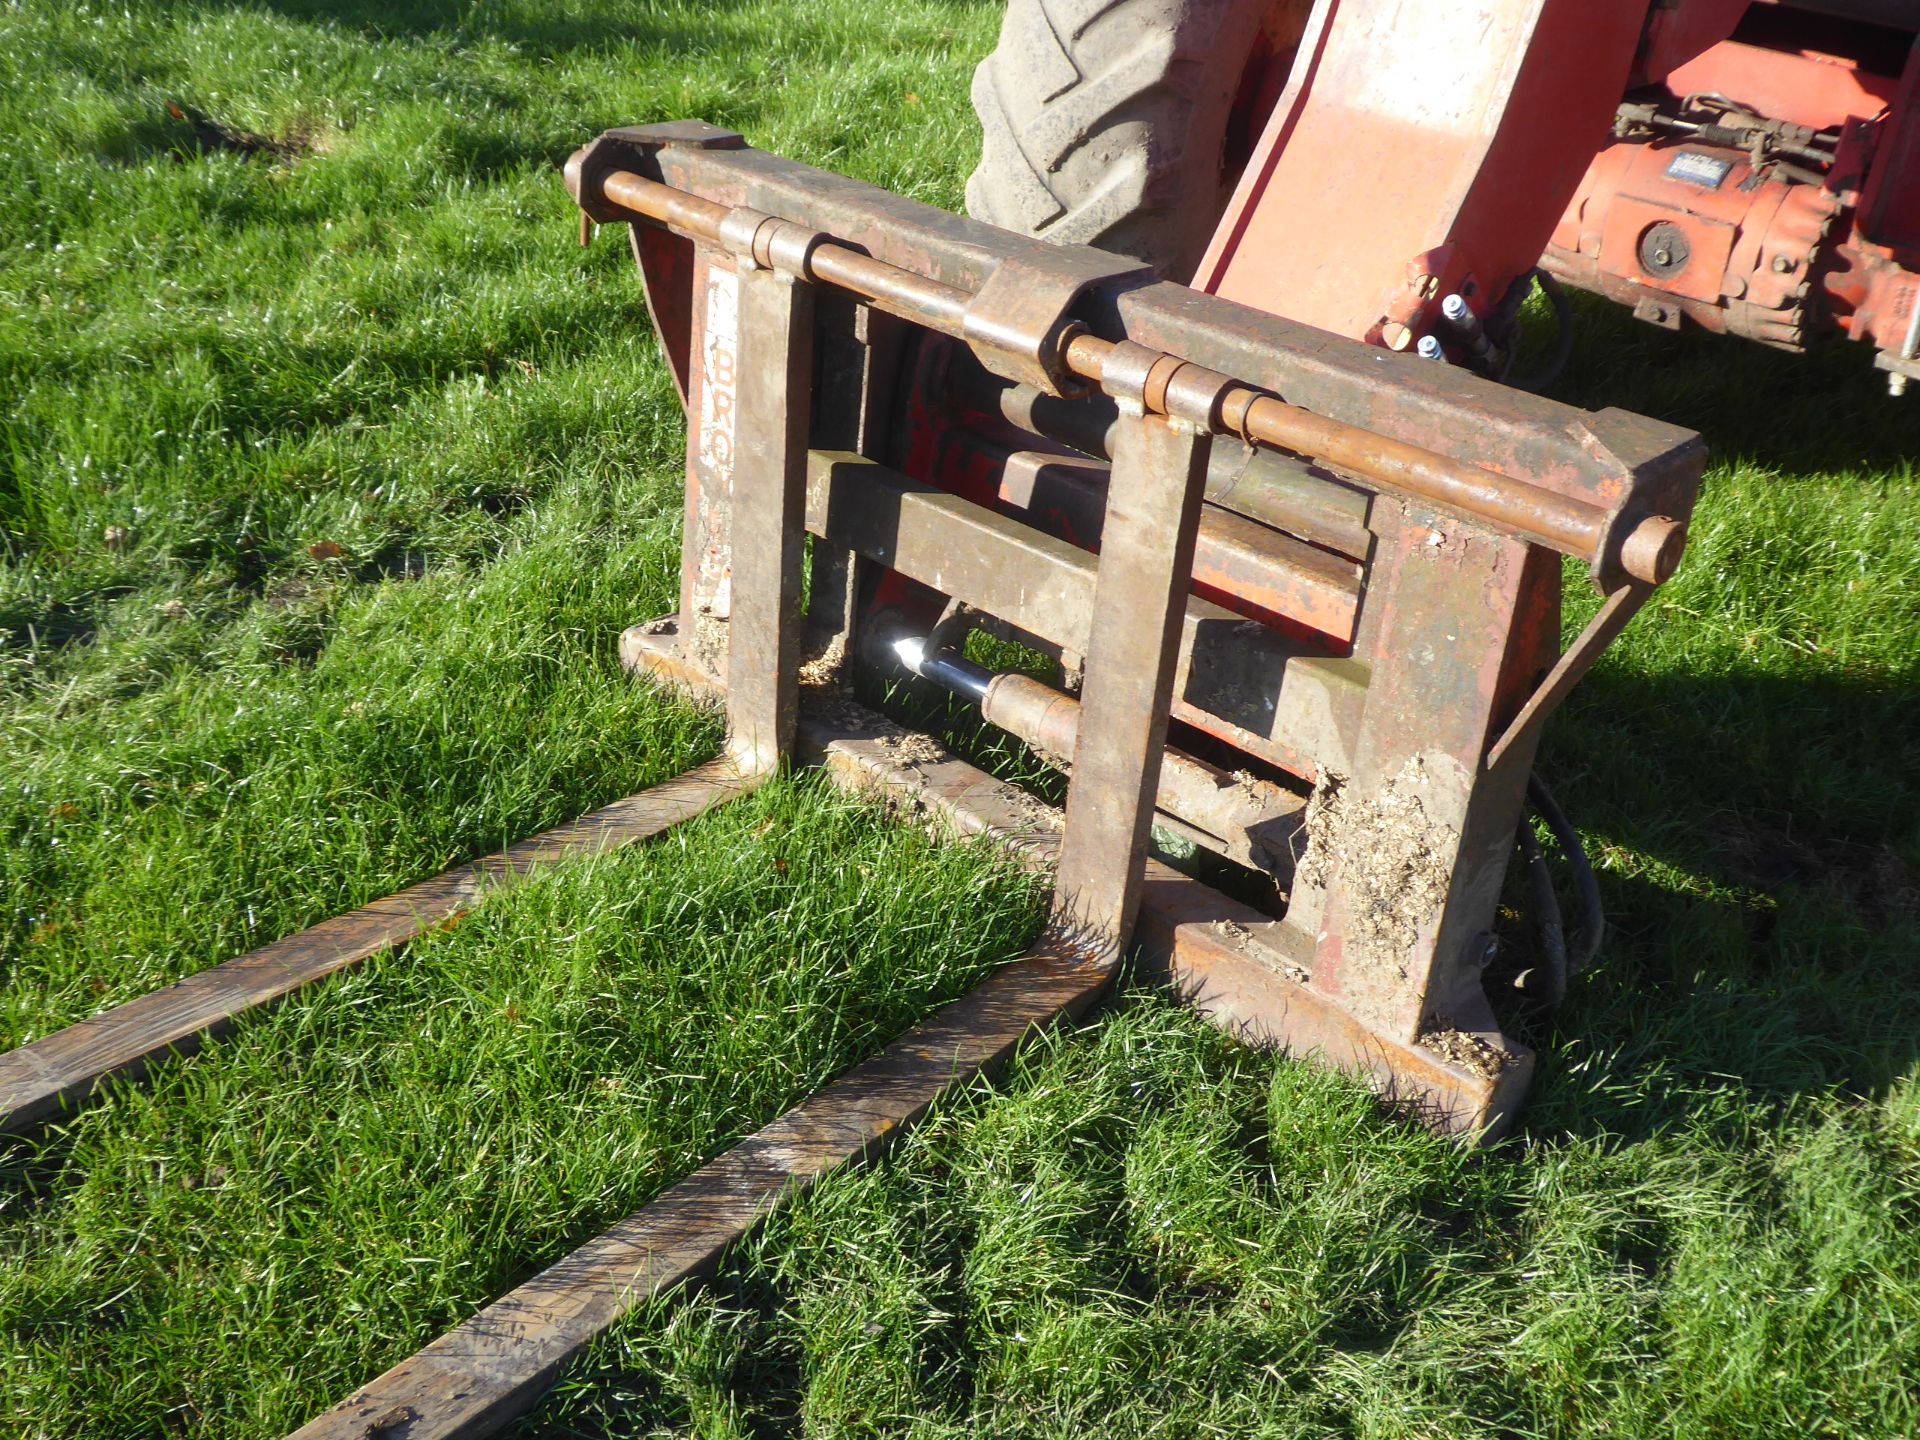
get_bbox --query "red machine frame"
[1194,0,1920,390]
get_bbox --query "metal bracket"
[1052,409,1212,950]
[961,247,1153,398]
[1484,581,1652,773]
[565,121,746,227]
[722,261,815,772]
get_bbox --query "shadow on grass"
[0,598,104,656]
[104,102,316,168]
[1546,295,1919,478]
[114,1,794,180]
[198,0,756,56]
[0,1123,84,1227]
[1514,654,1920,1144]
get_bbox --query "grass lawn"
[2,1,1917,1435]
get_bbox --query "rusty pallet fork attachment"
[281,123,1701,1439]
[0,120,1702,1440]
[578,120,1702,1136]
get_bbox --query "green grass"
[3,785,1043,1435]
[1,1,1917,1436]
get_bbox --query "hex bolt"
[1416,334,1446,361]
[1889,293,1920,398]
[1439,294,1498,369]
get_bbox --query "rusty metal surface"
[960,246,1152,395]
[990,445,1363,642]
[628,223,697,402]
[0,760,756,1136]
[568,147,1701,591]
[859,606,1305,874]
[1298,507,1561,1047]
[1485,581,1652,772]
[1188,501,1361,639]
[1057,330,1624,576]
[613,155,1665,584]
[975,670,1305,874]
[676,244,734,673]
[289,926,1118,1440]
[1051,410,1210,945]
[803,449,1367,779]
[721,262,813,769]
[1129,890,1534,1138]
[966,368,1378,563]
[808,449,1093,646]
[1107,284,1702,593]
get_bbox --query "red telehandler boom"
[971,0,1920,391]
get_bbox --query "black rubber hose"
[1528,772,1606,970]
[1517,820,1569,1008]
[1498,269,1577,393]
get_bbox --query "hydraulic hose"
[1516,772,1605,1006]
[1499,269,1577,394]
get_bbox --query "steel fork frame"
[569,122,1703,1126]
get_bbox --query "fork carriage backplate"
[567,120,1705,1141]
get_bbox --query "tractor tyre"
[966,0,1309,281]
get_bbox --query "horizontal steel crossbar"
[805,449,1368,777]
[580,164,1686,589]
